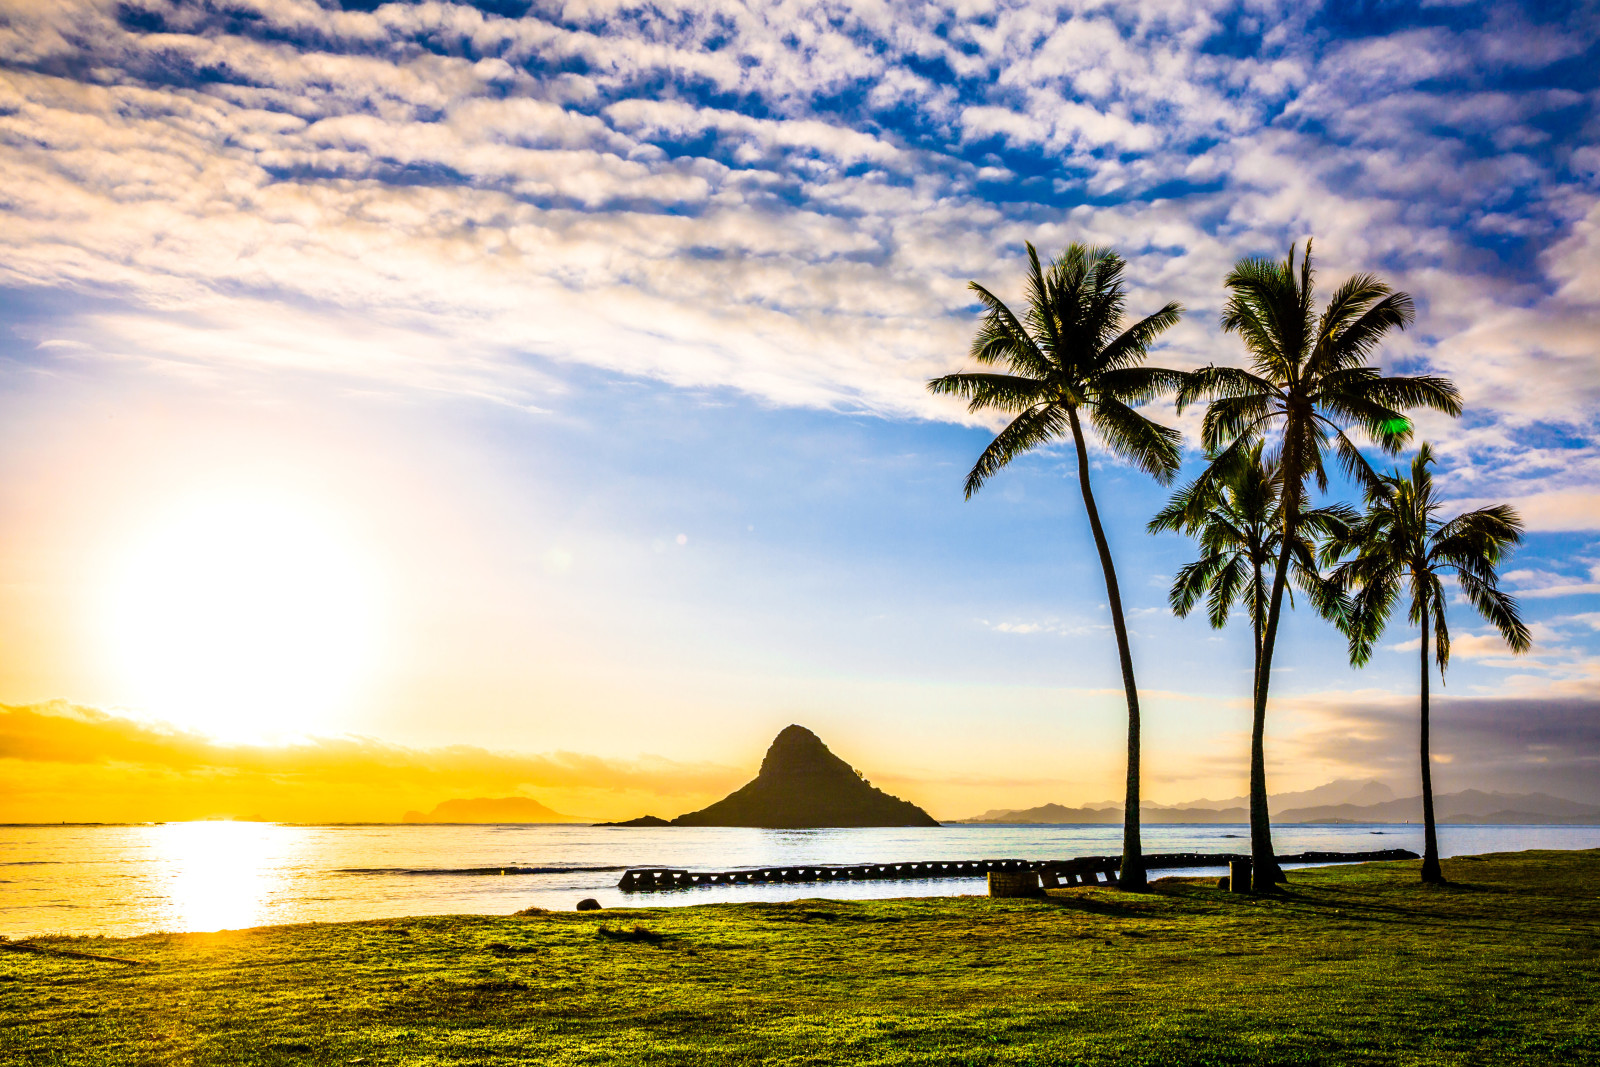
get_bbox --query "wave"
[336,865,627,876]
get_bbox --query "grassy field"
[4,850,1598,1066]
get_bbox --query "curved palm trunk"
[1251,564,1265,839]
[1250,442,1303,891]
[1066,407,1146,890]
[1419,609,1444,884]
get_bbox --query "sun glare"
[145,820,300,933]
[101,493,380,739]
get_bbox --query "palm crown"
[1179,240,1461,494]
[929,243,1186,493]
[1151,442,1351,641]
[1327,443,1531,669]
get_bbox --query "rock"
[1216,876,1230,890]
[595,815,671,827]
[575,898,602,911]
[669,725,940,829]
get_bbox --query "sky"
[1,0,1597,823]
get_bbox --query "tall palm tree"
[1150,441,1352,716]
[1326,444,1530,884]
[928,242,1185,890]
[1177,240,1461,889]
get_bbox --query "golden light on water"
[145,821,299,933]
[98,492,380,739]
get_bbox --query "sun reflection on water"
[144,821,299,932]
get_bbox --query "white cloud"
[0,0,1594,485]
[1504,563,1600,599]
[979,617,1103,637]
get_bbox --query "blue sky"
[0,0,1597,818]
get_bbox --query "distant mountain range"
[1277,790,1600,825]
[959,784,1600,825]
[1175,778,1399,812]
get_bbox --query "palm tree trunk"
[1250,444,1302,891]
[1252,630,1262,699]
[1248,606,1279,889]
[1252,600,1263,679]
[1067,406,1145,890]
[1419,608,1444,884]
[1251,566,1265,877]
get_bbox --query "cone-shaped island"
[606,725,940,828]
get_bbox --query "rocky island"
[604,724,939,828]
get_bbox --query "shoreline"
[9,819,1600,827]
[7,845,1597,945]
[9,849,1598,1065]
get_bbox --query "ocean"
[6,821,1599,938]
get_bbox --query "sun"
[100,492,381,739]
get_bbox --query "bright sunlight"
[143,820,302,933]
[99,493,380,739]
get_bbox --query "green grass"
[5,850,1598,1065]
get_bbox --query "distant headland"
[602,724,939,828]
[401,796,577,824]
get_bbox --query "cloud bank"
[0,1,1595,475]
[1286,692,1600,804]
[0,701,743,821]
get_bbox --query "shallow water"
[5,821,1598,938]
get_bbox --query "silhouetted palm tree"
[929,242,1184,890]
[1326,444,1530,883]
[1150,441,1352,698]
[1177,240,1461,889]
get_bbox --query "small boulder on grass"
[575,898,602,911]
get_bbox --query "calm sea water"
[5,821,1599,938]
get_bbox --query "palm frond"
[1099,302,1184,371]
[1344,568,1402,666]
[1324,420,1383,492]
[1429,577,1451,674]
[1313,381,1414,454]
[1170,553,1225,618]
[927,371,1049,415]
[1149,474,1219,534]
[1200,395,1275,453]
[1089,398,1182,483]
[1206,555,1248,630]
[1177,364,1277,410]
[1311,280,1413,375]
[967,282,1052,378]
[1097,365,1189,406]
[1353,374,1463,419]
[1455,570,1532,655]
[962,404,1070,499]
